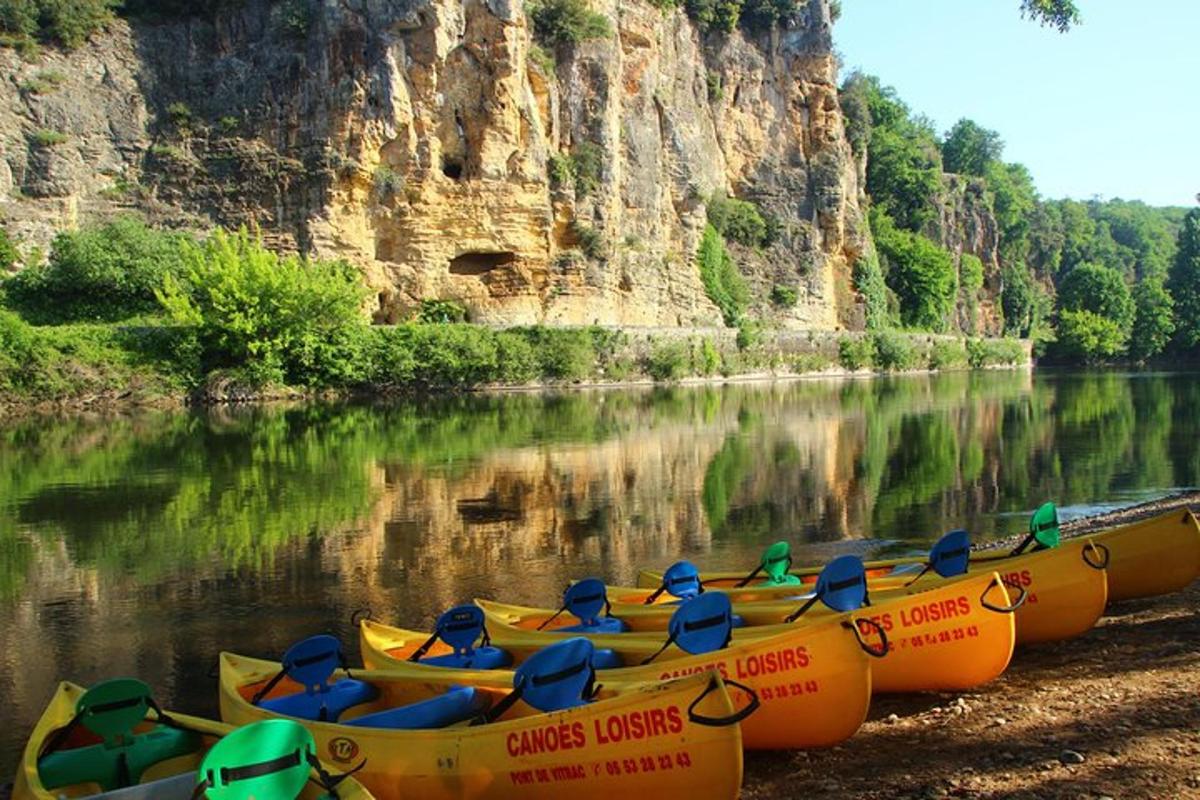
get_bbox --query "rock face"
[935,173,1003,336]
[0,0,869,329]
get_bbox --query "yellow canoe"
[610,539,1106,645]
[13,680,374,800]
[636,508,1200,604]
[477,570,1016,695]
[361,613,875,751]
[219,650,745,799]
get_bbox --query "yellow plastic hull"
[220,653,744,799]
[636,508,1200,603]
[13,681,374,800]
[477,570,1016,695]
[604,540,1105,645]
[362,615,873,750]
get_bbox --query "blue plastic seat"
[813,555,869,611]
[518,638,597,712]
[411,605,512,670]
[662,561,703,600]
[670,593,734,654]
[557,579,629,634]
[343,686,487,730]
[256,635,377,723]
[929,529,971,577]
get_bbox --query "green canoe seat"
[38,678,199,794]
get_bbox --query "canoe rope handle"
[1082,542,1111,570]
[686,676,761,727]
[734,564,764,588]
[844,617,889,658]
[981,576,1027,614]
[349,607,374,627]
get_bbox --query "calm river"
[1,369,1197,774]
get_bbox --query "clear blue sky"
[835,1,1200,208]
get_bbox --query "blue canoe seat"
[662,561,703,601]
[591,648,623,669]
[519,638,597,712]
[343,686,487,730]
[412,605,514,671]
[929,529,971,577]
[815,555,869,612]
[671,593,734,655]
[554,578,629,634]
[257,635,377,722]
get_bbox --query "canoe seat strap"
[784,593,820,623]
[190,744,365,800]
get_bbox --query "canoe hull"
[363,617,873,751]
[220,654,744,800]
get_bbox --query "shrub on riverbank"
[967,337,1026,368]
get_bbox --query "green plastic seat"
[195,719,323,800]
[38,678,198,793]
[1029,502,1061,549]
[759,541,802,586]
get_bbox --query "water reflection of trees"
[0,372,1196,602]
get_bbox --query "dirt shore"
[743,493,1200,800]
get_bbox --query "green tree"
[1020,0,1080,31]
[871,208,956,331]
[1057,263,1135,333]
[1168,209,1200,350]
[0,0,119,48]
[1054,310,1127,361]
[942,119,1004,177]
[1129,279,1174,362]
[985,160,1038,263]
[527,0,611,47]
[1001,262,1035,337]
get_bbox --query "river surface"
[1,368,1198,775]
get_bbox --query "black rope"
[471,681,526,726]
[639,633,678,665]
[784,593,820,623]
[250,669,289,706]
[536,606,567,631]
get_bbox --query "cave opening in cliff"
[449,251,517,275]
[442,157,464,180]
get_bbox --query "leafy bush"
[548,141,605,197]
[571,220,605,260]
[928,339,967,370]
[1051,310,1127,362]
[698,338,720,375]
[871,208,956,331]
[646,340,690,382]
[959,253,984,334]
[527,0,611,48]
[683,0,742,32]
[19,69,66,94]
[0,0,118,49]
[740,0,800,31]
[495,331,540,383]
[417,299,468,324]
[529,43,556,75]
[2,218,189,323]
[696,224,748,326]
[0,228,18,272]
[157,228,369,387]
[770,284,798,308]
[32,129,68,147]
[735,319,761,350]
[853,253,889,330]
[967,337,1026,368]
[793,353,834,373]
[706,72,722,102]
[838,336,875,370]
[515,326,596,380]
[871,330,917,371]
[707,195,768,248]
[373,165,403,197]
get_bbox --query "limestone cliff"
[0,0,869,329]
[935,173,1004,336]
